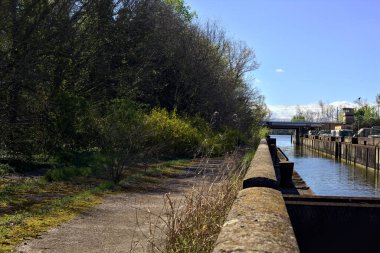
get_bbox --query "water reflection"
[271,135,380,197]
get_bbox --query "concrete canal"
[272,134,380,197]
[270,135,380,252]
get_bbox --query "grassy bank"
[0,159,191,252]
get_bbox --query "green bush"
[54,151,98,167]
[0,163,15,176]
[95,99,146,181]
[44,167,93,182]
[145,109,202,156]
[200,128,247,156]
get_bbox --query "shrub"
[0,163,15,176]
[44,167,93,182]
[200,128,247,156]
[54,151,98,167]
[145,109,202,156]
[95,99,146,181]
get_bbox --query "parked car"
[354,128,372,137]
[354,127,380,138]
[337,129,354,137]
[318,130,331,136]
[308,130,318,135]
[369,127,380,138]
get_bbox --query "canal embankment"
[214,136,380,252]
[213,139,300,253]
[276,134,380,252]
[303,135,380,170]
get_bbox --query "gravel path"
[15,157,237,253]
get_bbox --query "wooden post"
[374,147,377,170]
[295,128,300,146]
[335,142,339,159]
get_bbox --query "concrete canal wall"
[213,139,300,253]
[285,195,380,253]
[213,136,380,252]
[303,135,380,170]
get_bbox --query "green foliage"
[0,178,109,252]
[0,164,15,176]
[240,149,255,172]
[95,99,145,181]
[291,115,306,122]
[164,0,197,22]
[258,127,270,138]
[44,167,93,182]
[0,0,267,177]
[145,108,202,156]
[50,91,87,144]
[0,159,50,173]
[54,151,97,167]
[200,128,247,156]
[354,105,380,129]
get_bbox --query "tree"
[376,93,380,117]
[0,0,267,169]
[354,105,379,130]
[292,105,313,122]
[164,0,196,22]
[317,100,335,122]
[291,115,306,122]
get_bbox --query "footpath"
[15,157,234,253]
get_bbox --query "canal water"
[272,135,380,197]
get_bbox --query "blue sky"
[185,0,380,118]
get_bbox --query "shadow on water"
[271,135,380,197]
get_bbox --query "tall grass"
[159,148,254,253]
[163,179,240,252]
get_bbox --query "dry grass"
[148,149,254,253]
[163,179,241,253]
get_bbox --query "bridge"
[261,121,324,129]
[261,121,329,145]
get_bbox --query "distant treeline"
[0,0,267,176]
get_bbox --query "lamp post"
[376,93,380,118]
[357,97,361,131]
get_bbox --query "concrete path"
[15,156,237,253]
[17,193,168,253]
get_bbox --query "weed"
[0,164,14,177]
[144,149,255,253]
[163,179,241,252]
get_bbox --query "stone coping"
[213,188,299,253]
[243,139,278,189]
[213,139,300,253]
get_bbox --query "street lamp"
[357,97,361,130]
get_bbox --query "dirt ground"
[15,157,235,253]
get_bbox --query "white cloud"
[268,105,297,120]
[255,79,261,84]
[275,68,285,73]
[268,101,360,121]
[329,101,357,108]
